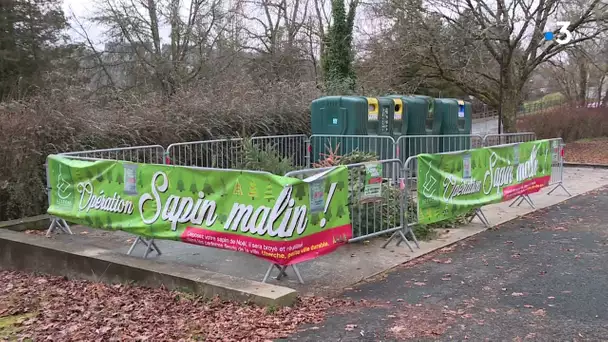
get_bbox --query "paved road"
[472,117,498,135]
[286,186,608,341]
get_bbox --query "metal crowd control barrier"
[166,135,309,170]
[509,138,571,208]
[46,145,166,258]
[483,132,537,146]
[284,159,419,251]
[402,154,490,229]
[547,139,571,196]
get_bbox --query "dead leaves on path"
[0,270,354,341]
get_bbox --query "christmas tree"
[325,208,333,222]
[264,184,274,202]
[116,169,124,185]
[294,185,305,200]
[85,169,95,181]
[95,169,104,183]
[203,182,214,196]
[248,182,257,199]
[220,178,227,197]
[176,178,185,192]
[311,213,320,225]
[337,204,345,218]
[190,178,198,194]
[137,170,143,188]
[337,180,345,191]
[233,179,243,196]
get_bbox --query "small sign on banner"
[123,164,138,195]
[309,180,325,213]
[463,153,471,179]
[361,162,383,203]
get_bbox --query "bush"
[0,80,319,221]
[518,106,608,143]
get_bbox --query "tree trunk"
[500,90,521,133]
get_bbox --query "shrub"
[518,106,608,143]
[0,80,319,221]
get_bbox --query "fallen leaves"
[564,138,608,165]
[0,270,354,341]
[532,309,546,317]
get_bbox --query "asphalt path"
[286,186,608,341]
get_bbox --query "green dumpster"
[381,96,407,139]
[367,97,395,160]
[436,98,472,152]
[310,96,368,163]
[385,95,441,163]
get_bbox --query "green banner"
[47,155,352,265]
[417,140,554,224]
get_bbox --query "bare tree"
[90,0,228,96]
[373,0,608,131]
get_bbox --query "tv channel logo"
[544,21,573,45]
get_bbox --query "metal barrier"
[60,145,166,164]
[48,145,167,257]
[166,134,309,170]
[547,138,571,196]
[483,132,537,146]
[284,159,419,251]
[402,153,490,230]
[395,134,484,173]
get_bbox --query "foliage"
[322,0,358,93]
[0,80,316,221]
[235,138,296,175]
[0,0,71,100]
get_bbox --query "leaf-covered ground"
[289,186,608,341]
[564,137,608,165]
[0,271,363,341]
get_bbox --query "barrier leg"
[46,217,72,237]
[510,195,535,209]
[383,229,414,252]
[473,209,490,227]
[262,263,304,284]
[548,183,572,197]
[127,236,162,258]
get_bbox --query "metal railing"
[284,159,419,251]
[166,134,309,170]
[60,145,166,164]
[483,132,536,146]
[547,138,571,196]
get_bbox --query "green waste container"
[436,98,472,153]
[381,96,407,139]
[386,95,441,163]
[366,97,395,160]
[312,96,396,163]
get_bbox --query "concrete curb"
[564,162,608,169]
[0,229,297,307]
[0,214,51,232]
